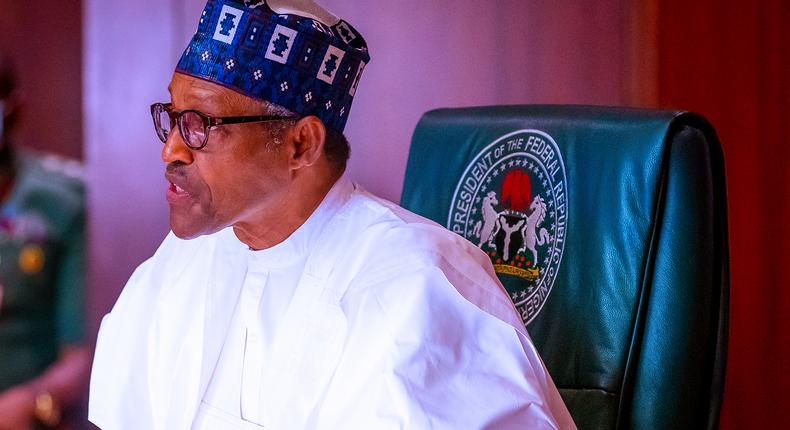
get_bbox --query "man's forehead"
[168,73,253,111]
[168,74,223,98]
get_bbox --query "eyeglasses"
[150,102,298,150]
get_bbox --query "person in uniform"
[89,1,576,429]
[0,53,91,429]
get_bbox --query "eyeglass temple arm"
[210,115,299,126]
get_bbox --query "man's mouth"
[165,168,197,204]
[169,182,188,195]
[165,173,194,203]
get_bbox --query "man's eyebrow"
[190,92,216,101]
[168,89,215,105]
[166,84,215,99]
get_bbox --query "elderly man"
[89,1,575,429]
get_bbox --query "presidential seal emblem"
[448,130,569,325]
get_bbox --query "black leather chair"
[400,106,729,430]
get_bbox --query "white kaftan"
[89,177,575,430]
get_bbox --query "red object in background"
[657,0,790,427]
[502,169,532,212]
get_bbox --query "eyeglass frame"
[150,102,299,150]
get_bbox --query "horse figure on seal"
[519,195,551,267]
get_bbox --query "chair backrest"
[400,105,729,430]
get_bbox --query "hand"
[0,384,37,430]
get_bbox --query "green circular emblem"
[448,130,569,325]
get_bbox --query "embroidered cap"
[176,0,370,132]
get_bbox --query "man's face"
[163,73,292,239]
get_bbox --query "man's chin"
[170,227,203,240]
[169,215,215,240]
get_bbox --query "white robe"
[89,177,575,430]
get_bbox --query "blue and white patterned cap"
[176,0,370,132]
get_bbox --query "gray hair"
[258,100,298,149]
[256,99,351,171]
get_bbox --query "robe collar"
[244,175,354,270]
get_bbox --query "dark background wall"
[654,1,790,427]
[0,0,83,160]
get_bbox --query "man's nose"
[161,127,194,165]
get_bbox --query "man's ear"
[288,115,326,170]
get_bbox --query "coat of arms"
[448,130,569,325]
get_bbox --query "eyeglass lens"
[180,111,206,149]
[154,106,208,149]
[155,107,172,142]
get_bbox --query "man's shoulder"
[17,150,84,197]
[8,150,85,238]
[335,188,524,334]
[347,189,471,256]
[338,189,494,288]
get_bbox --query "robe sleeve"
[313,263,575,430]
